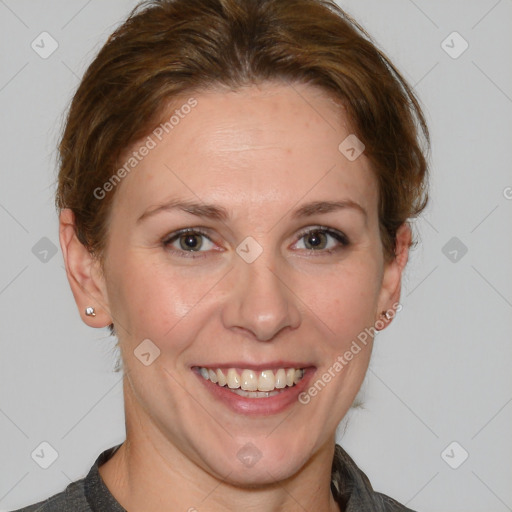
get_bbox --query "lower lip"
[193,368,316,416]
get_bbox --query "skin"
[60,82,410,512]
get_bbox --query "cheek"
[106,253,224,346]
[293,261,382,346]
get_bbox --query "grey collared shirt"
[10,443,415,511]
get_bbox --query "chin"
[216,457,305,488]
[198,435,316,487]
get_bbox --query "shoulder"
[9,444,123,512]
[8,478,89,512]
[332,444,417,512]
[375,492,416,511]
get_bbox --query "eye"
[292,226,349,253]
[163,228,216,257]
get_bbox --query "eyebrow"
[291,199,367,220]
[137,198,367,223]
[137,199,229,223]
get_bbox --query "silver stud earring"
[85,306,96,317]
[381,310,391,320]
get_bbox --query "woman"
[13,0,428,510]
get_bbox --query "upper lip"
[192,361,314,371]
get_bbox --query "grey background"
[1,1,511,510]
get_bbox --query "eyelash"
[162,226,350,259]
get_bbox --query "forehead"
[112,82,378,220]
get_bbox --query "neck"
[98,382,341,511]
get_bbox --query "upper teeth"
[198,367,305,392]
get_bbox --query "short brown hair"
[57,0,428,273]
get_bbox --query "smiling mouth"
[193,366,306,398]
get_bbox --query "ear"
[59,209,112,327]
[375,223,411,330]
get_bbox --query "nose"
[221,253,302,341]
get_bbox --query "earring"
[85,306,96,317]
[381,310,391,320]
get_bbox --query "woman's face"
[78,82,406,484]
